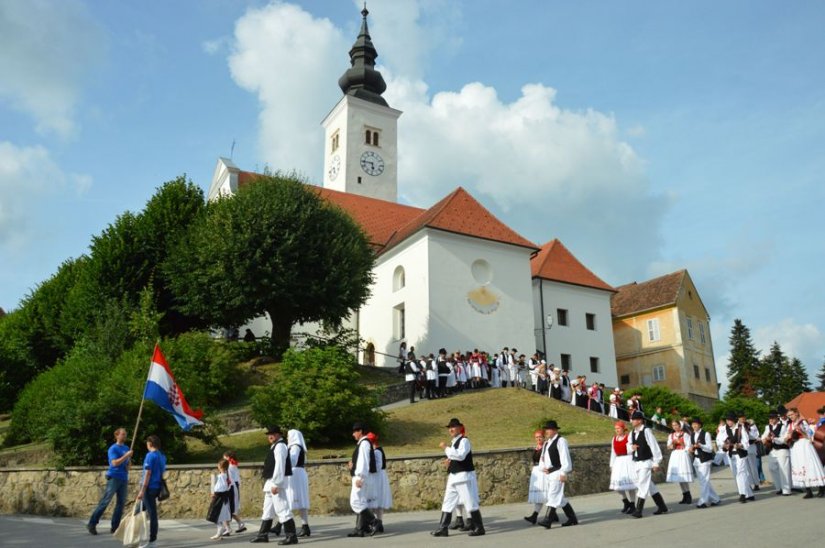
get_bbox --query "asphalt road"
[1,473,823,547]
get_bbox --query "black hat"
[691,417,703,425]
[631,411,645,420]
[543,420,559,430]
[737,410,747,418]
[352,421,368,432]
[776,405,788,415]
[445,418,463,428]
[768,411,779,418]
[265,425,282,435]
[724,412,737,421]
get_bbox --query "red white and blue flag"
[143,345,204,431]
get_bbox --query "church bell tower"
[321,6,401,203]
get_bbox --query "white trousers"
[692,460,719,505]
[261,485,293,523]
[633,462,660,499]
[349,477,375,513]
[746,445,759,486]
[441,481,478,513]
[729,454,753,497]
[544,472,568,509]
[768,449,792,494]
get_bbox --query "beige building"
[611,269,719,409]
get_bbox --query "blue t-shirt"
[143,450,167,490]
[107,443,130,480]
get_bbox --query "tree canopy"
[726,318,760,397]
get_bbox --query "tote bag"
[113,501,149,547]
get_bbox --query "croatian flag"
[143,345,204,431]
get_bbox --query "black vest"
[350,438,376,477]
[544,436,562,472]
[726,425,748,458]
[631,427,653,461]
[289,445,306,468]
[690,430,714,463]
[770,423,789,450]
[447,436,475,474]
[262,439,292,479]
[278,438,293,477]
[376,446,387,470]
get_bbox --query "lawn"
[183,388,617,463]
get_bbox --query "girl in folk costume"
[286,429,311,537]
[608,388,622,419]
[548,367,561,400]
[575,379,589,409]
[786,408,825,498]
[666,420,694,504]
[524,430,548,524]
[713,418,731,466]
[222,451,246,533]
[609,421,637,514]
[207,458,233,540]
[366,432,392,534]
[470,351,482,389]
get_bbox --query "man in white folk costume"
[739,412,762,491]
[251,426,298,545]
[629,411,669,518]
[431,418,486,537]
[347,422,378,537]
[687,417,721,508]
[536,420,579,529]
[719,412,755,503]
[761,410,792,496]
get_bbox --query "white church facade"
[207,7,618,388]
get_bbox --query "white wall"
[532,279,618,386]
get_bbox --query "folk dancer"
[424,354,438,399]
[223,450,246,533]
[497,348,509,387]
[251,426,298,545]
[629,411,669,517]
[208,459,233,540]
[560,370,571,402]
[761,411,792,496]
[687,417,720,508]
[536,420,578,528]
[549,367,562,400]
[437,349,450,397]
[786,407,825,498]
[404,354,419,404]
[719,412,754,503]
[366,432,392,534]
[609,421,637,514]
[666,420,694,504]
[713,419,731,467]
[588,383,603,414]
[739,412,761,491]
[524,430,548,524]
[286,429,311,538]
[608,388,622,419]
[431,418,485,537]
[347,422,378,537]
[507,349,518,388]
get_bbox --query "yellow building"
[611,269,719,409]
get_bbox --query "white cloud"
[0,141,92,249]
[753,318,823,373]
[0,0,104,138]
[202,37,230,56]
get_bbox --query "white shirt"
[539,434,572,474]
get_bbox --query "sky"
[1,0,824,391]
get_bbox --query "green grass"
[183,389,618,463]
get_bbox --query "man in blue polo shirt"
[87,428,133,535]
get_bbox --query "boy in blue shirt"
[87,428,133,535]
[136,434,166,548]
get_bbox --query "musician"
[761,411,792,496]
[536,420,578,528]
[718,412,754,503]
[786,407,825,498]
[688,417,720,508]
[738,412,761,491]
[665,420,694,505]
[628,411,668,518]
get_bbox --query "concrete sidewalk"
[1,474,822,547]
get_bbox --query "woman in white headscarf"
[286,429,311,537]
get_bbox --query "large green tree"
[165,173,374,350]
[816,356,825,391]
[726,319,760,397]
[755,342,809,407]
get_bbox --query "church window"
[560,353,571,371]
[589,357,599,373]
[364,126,381,146]
[331,131,340,153]
[365,129,372,145]
[393,303,406,340]
[647,318,660,342]
[586,313,596,331]
[393,266,405,291]
[652,364,665,382]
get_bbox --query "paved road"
[1,474,822,547]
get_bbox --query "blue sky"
[1,0,824,388]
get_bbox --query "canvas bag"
[113,501,149,548]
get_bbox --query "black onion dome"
[338,6,388,107]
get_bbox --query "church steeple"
[338,5,388,107]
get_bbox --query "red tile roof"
[785,392,825,422]
[238,172,537,255]
[531,239,614,292]
[611,270,686,318]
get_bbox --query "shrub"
[249,346,386,444]
[710,396,772,427]
[625,385,708,425]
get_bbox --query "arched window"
[365,129,372,145]
[373,132,379,146]
[393,265,405,291]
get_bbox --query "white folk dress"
[789,420,825,488]
[371,447,393,509]
[609,434,637,492]
[286,430,310,510]
[212,472,232,523]
[666,431,695,483]
[227,462,241,513]
[527,446,547,503]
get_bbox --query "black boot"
[271,522,282,537]
[360,510,376,535]
[250,519,272,543]
[277,519,298,545]
[680,491,692,504]
[818,486,825,498]
[460,517,474,532]
[370,519,383,535]
[431,512,451,537]
[537,507,557,529]
[632,498,645,518]
[626,501,636,515]
[347,513,365,537]
[803,488,814,499]
[621,498,631,513]
[467,510,485,536]
[450,516,464,530]
[524,511,538,524]
[296,524,310,538]
[560,503,578,527]
[652,492,669,515]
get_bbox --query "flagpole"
[130,342,157,452]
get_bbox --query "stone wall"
[0,444,669,518]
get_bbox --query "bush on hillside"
[625,385,708,425]
[249,346,386,444]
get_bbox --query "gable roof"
[611,269,686,318]
[531,239,614,292]
[785,391,825,421]
[238,172,537,255]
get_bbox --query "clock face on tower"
[360,151,385,176]
[328,155,341,181]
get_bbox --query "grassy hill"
[184,388,617,463]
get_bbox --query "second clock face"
[360,151,385,176]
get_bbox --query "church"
[207,7,618,388]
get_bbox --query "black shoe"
[524,511,538,524]
[86,524,97,536]
[746,496,755,501]
[803,489,814,499]
[251,519,273,543]
[775,491,782,495]
[679,491,692,504]
[696,503,708,509]
[277,519,297,545]
[753,485,760,491]
[460,518,475,532]
[537,507,557,529]
[652,493,668,515]
[632,498,645,518]
[818,487,825,498]
[625,502,636,515]
[560,503,578,526]
[467,510,485,536]
[370,519,383,536]
[621,498,632,513]
[739,495,747,503]
[710,500,720,506]
[348,513,365,537]
[296,524,310,538]
[431,511,451,537]
[360,510,376,535]
[450,516,464,530]
[271,522,282,537]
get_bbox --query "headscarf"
[287,428,308,453]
